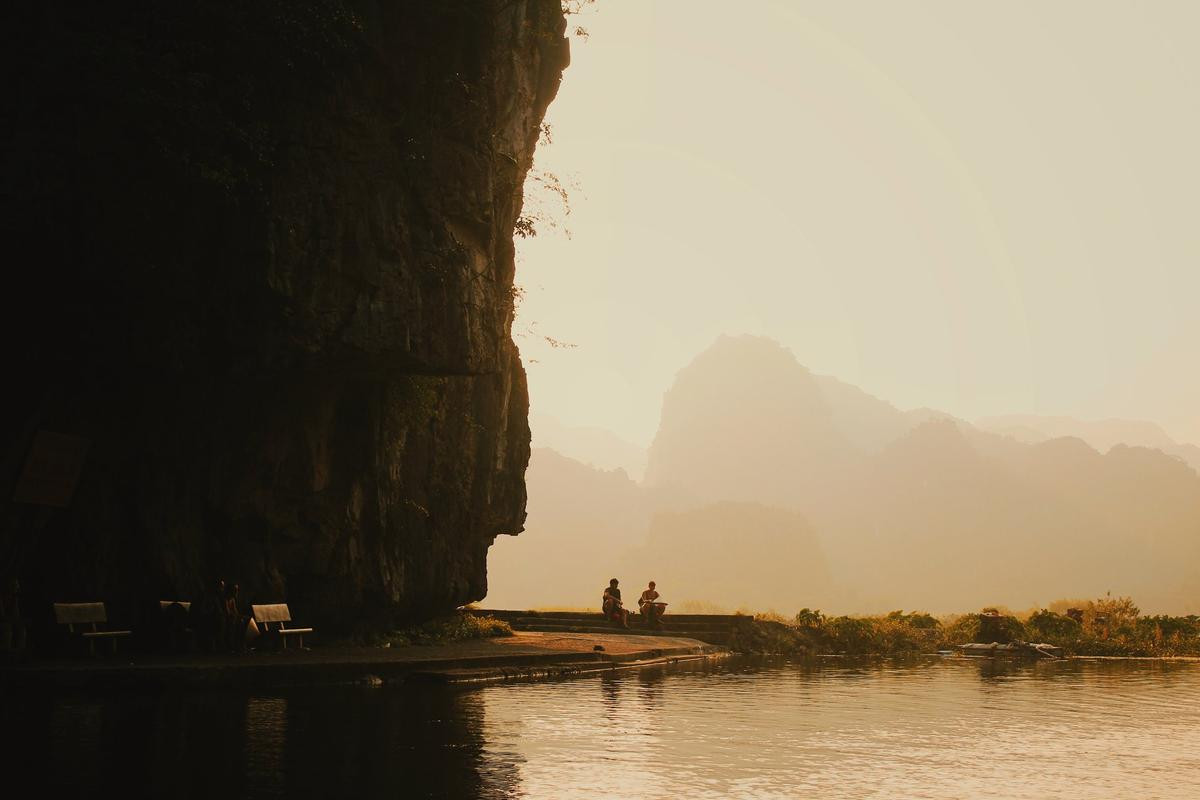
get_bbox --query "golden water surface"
[10,657,1200,798]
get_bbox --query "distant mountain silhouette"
[484,447,831,612]
[809,372,954,453]
[487,336,1200,614]
[530,414,648,480]
[978,414,1200,473]
[644,336,855,511]
[637,336,1200,613]
[834,420,1200,612]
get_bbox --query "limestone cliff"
[1,1,568,630]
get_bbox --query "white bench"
[252,603,313,649]
[54,602,132,655]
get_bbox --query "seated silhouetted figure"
[224,583,251,652]
[190,578,225,652]
[602,578,629,628]
[162,601,190,652]
[0,577,27,655]
[639,581,665,628]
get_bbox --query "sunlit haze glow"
[516,0,1200,448]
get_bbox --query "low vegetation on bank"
[732,595,1200,657]
[359,611,513,648]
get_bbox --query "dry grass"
[732,595,1200,657]
[675,600,732,614]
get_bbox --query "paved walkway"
[1,632,726,689]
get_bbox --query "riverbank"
[474,603,1200,658]
[0,632,725,690]
[735,598,1200,657]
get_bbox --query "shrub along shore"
[352,597,1200,658]
[732,596,1200,657]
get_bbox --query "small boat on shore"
[958,641,1064,659]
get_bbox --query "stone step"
[477,610,750,625]
[517,632,731,647]
[510,616,733,631]
[510,620,732,634]
[509,622,732,644]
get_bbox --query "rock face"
[644,335,855,510]
[1,1,568,630]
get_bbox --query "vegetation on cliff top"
[732,595,1200,658]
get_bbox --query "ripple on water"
[5,657,1200,799]
[477,658,1200,800]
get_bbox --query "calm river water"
[7,657,1200,799]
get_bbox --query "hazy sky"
[515,1,1200,447]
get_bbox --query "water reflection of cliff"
[5,687,519,799]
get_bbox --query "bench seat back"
[54,602,107,625]
[252,603,292,624]
[159,600,191,611]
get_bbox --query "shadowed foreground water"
[6,657,1200,798]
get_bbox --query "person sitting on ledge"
[224,582,250,653]
[602,578,629,628]
[639,581,666,628]
[191,578,225,652]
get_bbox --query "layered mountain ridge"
[490,335,1200,614]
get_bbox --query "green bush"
[826,616,884,654]
[736,610,945,655]
[730,598,1200,657]
[942,614,982,645]
[794,608,826,628]
[896,611,940,630]
[735,616,815,654]
[385,612,513,647]
[1026,609,1081,639]
[974,611,1028,644]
